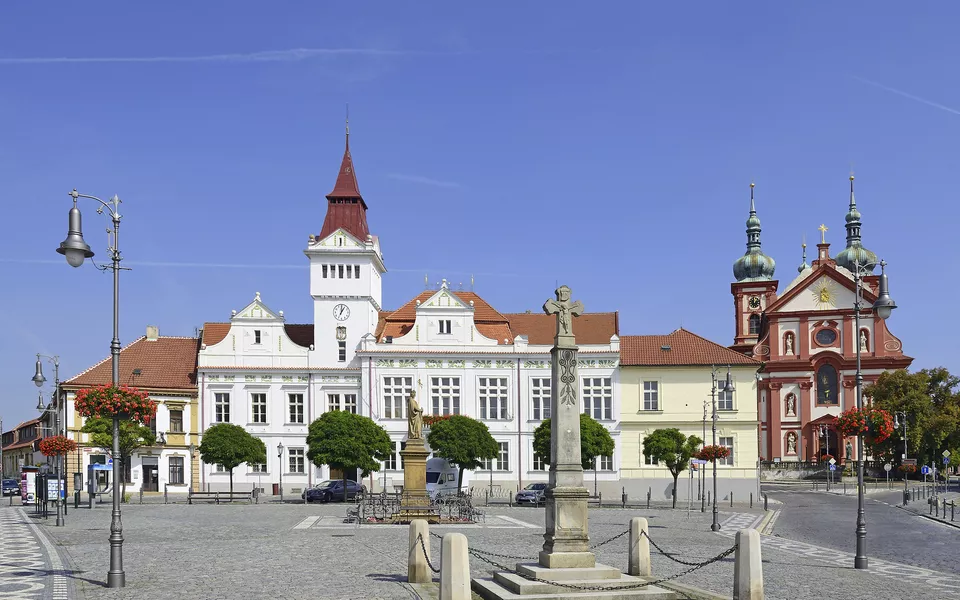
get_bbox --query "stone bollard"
[407,519,432,583]
[622,486,627,509]
[733,528,763,600]
[440,532,470,600]
[628,517,651,577]
[707,491,711,506]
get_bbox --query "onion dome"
[733,183,777,282]
[835,175,878,274]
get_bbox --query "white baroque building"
[197,131,621,495]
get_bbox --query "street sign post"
[884,463,892,489]
[829,464,837,471]
[903,458,917,466]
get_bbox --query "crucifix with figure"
[543,285,584,347]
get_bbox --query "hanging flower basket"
[696,445,730,463]
[39,435,77,457]
[836,407,894,444]
[75,385,157,424]
[898,464,917,474]
[820,454,834,463]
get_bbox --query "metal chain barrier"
[641,530,736,568]
[589,527,630,550]
[416,533,441,574]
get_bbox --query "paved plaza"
[1,494,959,599]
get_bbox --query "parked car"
[515,482,548,506]
[301,479,366,503]
[1,479,19,497]
[426,458,461,500]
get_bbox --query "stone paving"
[0,504,76,600]
[8,498,959,599]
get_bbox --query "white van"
[426,458,461,500]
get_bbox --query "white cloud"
[0,48,420,65]
[854,76,960,117]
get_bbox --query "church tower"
[731,183,778,355]
[305,123,386,367]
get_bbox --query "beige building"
[619,329,761,502]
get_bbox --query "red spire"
[319,124,370,241]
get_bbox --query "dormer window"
[439,320,452,334]
[254,330,261,345]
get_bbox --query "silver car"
[515,482,547,506]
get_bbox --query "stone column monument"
[539,285,594,569]
[395,390,438,523]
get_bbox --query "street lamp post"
[187,444,196,496]
[56,189,126,588]
[33,354,65,526]
[852,258,897,570]
[893,412,908,504]
[819,424,831,490]
[710,366,735,532]
[277,442,284,503]
[700,399,707,512]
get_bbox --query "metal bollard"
[843,481,846,495]
[622,486,627,509]
[646,488,651,509]
[952,501,955,522]
[164,484,168,505]
[139,488,144,504]
[730,492,734,507]
[598,491,602,508]
[763,493,768,511]
[485,489,489,507]
[708,491,711,506]
[750,492,753,508]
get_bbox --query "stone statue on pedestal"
[407,391,423,440]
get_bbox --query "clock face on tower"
[333,304,351,321]
[748,296,761,310]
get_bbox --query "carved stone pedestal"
[394,438,439,524]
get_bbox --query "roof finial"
[818,223,828,244]
[471,274,475,291]
[798,234,809,273]
[345,103,350,137]
[424,273,429,290]
[749,181,756,214]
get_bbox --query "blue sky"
[2,2,957,427]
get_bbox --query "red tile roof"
[506,313,618,345]
[63,336,200,391]
[620,329,761,367]
[201,323,314,349]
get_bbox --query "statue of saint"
[860,330,868,352]
[786,394,796,416]
[787,432,797,454]
[845,441,853,460]
[407,390,424,440]
[785,334,794,355]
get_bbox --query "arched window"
[748,314,761,334]
[816,364,839,405]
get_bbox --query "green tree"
[426,415,499,491]
[642,428,703,508]
[199,423,266,495]
[533,413,616,471]
[307,411,392,501]
[81,417,156,502]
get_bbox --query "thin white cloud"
[386,173,462,189]
[854,76,960,117]
[0,47,421,65]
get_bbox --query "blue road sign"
[829,464,837,471]
[921,466,931,475]
[945,457,951,465]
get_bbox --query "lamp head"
[723,366,735,393]
[188,443,196,456]
[32,356,46,387]
[56,200,94,268]
[277,441,284,456]
[873,260,897,321]
[36,391,45,411]
[893,415,900,429]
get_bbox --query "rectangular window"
[354,265,360,279]
[481,442,509,471]
[322,265,328,278]
[338,341,346,362]
[719,436,734,466]
[383,377,413,419]
[251,393,267,423]
[643,381,659,411]
[289,448,305,474]
[169,409,184,433]
[251,463,267,473]
[288,393,304,424]
[214,463,226,473]
[215,393,230,423]
[254,330,261,344]
[338,265,344,278]
[169,457,184,484]
[346,265,352,279]
[583,377,613,420]
[384,442,398,471]
[599,454,613,471]
[328,394,341,412]
[643,437,660,465]
[344,394,358,414]
[717,388,734,411]
[439,320,452,334]
[531,378,551,420]
[431,376,461,416]
[479,377,508,420]
[533,452,547,471]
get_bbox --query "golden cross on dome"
[818,224,828,244]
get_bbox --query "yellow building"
[619,329,761,502]
[61,326,201,497]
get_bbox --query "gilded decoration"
[377,359,396,368]
[495,360,513,369]
[426,360,443,369]
[448,359,465,369]
[473,359,492,369]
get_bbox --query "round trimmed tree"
[306,411,393,501]
[199,423,267,495]
[426,415,499,492]
[532,413,615,470]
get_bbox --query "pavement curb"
[896,504,960,529]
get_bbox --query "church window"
[816,364,839,405]
[338,265,344,278]
[439,320,452,334]
[642,381,659,411]
[354,265,360,279]
[322,265,328,278]
[254,330,261,345]
[748,314,761,335]
[431,376,461,416]
[338,341,346,362]
[583,377,613,420]
[479,377,508,420]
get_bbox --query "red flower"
[75,385,157,425]
[40,435,78,456]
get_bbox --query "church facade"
[197,130,621,495]
[730,180,912,463]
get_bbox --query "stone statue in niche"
[860,330,868,352]
[786,394,796,417]
[786,432,797,454]
[785,334,794,355]
[845,441,853,460]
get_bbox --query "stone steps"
[472,563,681,600]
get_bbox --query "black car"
[301,479,366,503]
[515,482,548,506]
[1,479,19,497]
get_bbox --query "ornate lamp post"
[710,366,735,532]
[33,354,65,526]
[56,189,126,588]
[187,444,196,495]
[852,258,897,569]
[892,411,908,504]
[277,442,284,503]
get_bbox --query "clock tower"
[730,183,777,355]
[305,125,386,367]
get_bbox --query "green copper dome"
[835,176,878,274]
[733,183,776,282]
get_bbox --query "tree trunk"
[671,472,679,509]
[229,468,234,496]
[457,465,465,494]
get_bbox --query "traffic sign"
[945,457,951,465]
[903,458,917,466]
[944,450,952,458]
[829,458,837,465]
[829,464,837,471]
[884,463,892,472]
[921,466,931,475]
[691,459,707,465]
